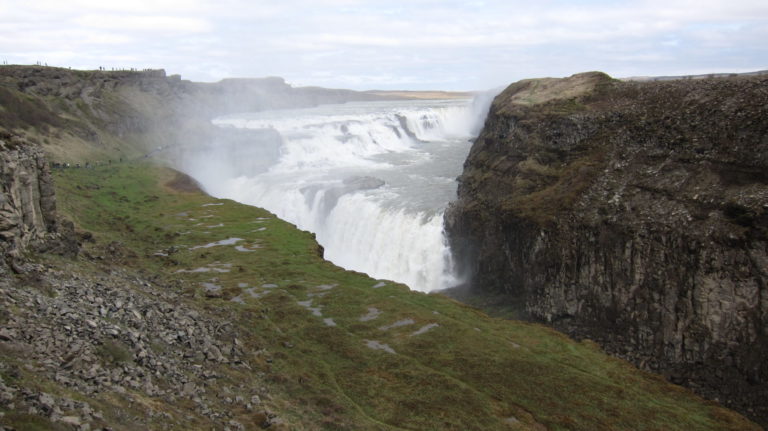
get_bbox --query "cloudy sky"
[1,0,766,90]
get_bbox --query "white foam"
[185,98,494,292]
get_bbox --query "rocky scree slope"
[445,71,768,426]
[0,263,274,431]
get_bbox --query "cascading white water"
[183,97,490,292]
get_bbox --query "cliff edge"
[445,72,768,425]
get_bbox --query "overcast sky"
[2,0,767,90]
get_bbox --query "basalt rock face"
[0,132,57,257]
[445,72,768,425]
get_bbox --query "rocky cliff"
[445,72,768,425]
[0,131,72,263]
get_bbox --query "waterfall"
[183,97,490,292]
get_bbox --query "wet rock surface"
[446,72,768,425]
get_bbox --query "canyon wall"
[0,131,68,260]
[445,72,768,424]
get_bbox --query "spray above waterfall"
[181,96,493,292]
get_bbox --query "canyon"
[0,65,764,429]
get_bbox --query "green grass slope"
[42,161,758,430]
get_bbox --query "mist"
[170,88,497,292]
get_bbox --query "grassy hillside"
[7,160,750,430]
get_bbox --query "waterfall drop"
[182,97,490,292]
